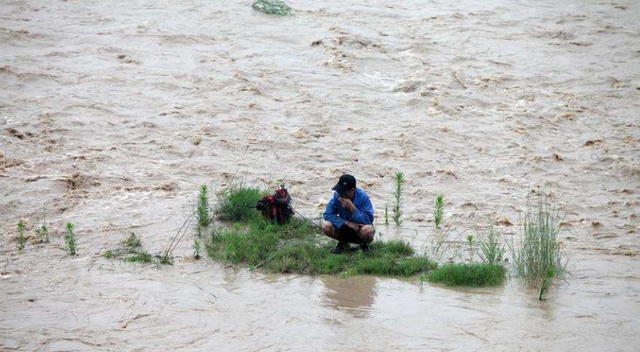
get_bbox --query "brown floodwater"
[1,0,639,350]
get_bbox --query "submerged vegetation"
[104,233,157,264]
[510,194,567,300]
[425,263,506,286]
[252,0,292,16]
[36,224,50,244]
[17,220,26,250]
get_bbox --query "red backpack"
[255,187,293,224]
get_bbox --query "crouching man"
[322,174,375,254]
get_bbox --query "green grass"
[208,217,436,276]
[424,263,506,286]
[509,194,567,299]
[252,0,292,16]
[64,222,77,255]
[216,186,265,222]
[392,171,405,226]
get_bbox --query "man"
[322,174,375,254]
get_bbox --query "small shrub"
[426,263,506,286]
[197,185,211,228]
[434,195,444,229]
[216,186,264,222]
[392,172,405,226]
[104,250,115,259]
[17,220,26,250]
[64,222,77,256]
[252,0,292,16]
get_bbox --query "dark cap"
[332,174,356,195]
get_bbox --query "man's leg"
[322,221,345,242]
[358,225,375,244]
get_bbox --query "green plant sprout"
[17,221,26,250]
[65,222,78,255]
[197,185,211,228]
[434,195,444,229]
[392,172,405,226]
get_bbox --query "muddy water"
[1,0,639,350]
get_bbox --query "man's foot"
[331,242,348,254]
[360,243,371,253]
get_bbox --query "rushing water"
[1,0,639,350]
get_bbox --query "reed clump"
[509,194,567,299]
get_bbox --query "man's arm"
[323,193,345,228]
[350,194,374,225]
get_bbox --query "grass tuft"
[509,194,567,299]
[216,186,265,222]
[64,222,78,255]
[252,0,292,16]
[208,217,435,276]
[425,263,506,286]
[392,171,405,226]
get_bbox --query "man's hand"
[344,221,360,232]
[338,197,356,213]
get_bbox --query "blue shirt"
[323,188,374,228]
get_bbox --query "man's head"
[332,174,356,199]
